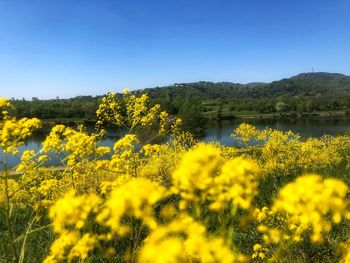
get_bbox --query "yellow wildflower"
[49,190,101,233]
[0,97,11,108]
[210,157,260,211]
[273,174,349,242]
[97,178,166,231]
[232,123,260,142]
[172,143,223,203]
[252,243,268,260]
[68,233,97,260]
[0,116,41,154]
[139,215,247,263]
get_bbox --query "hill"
[9,72,350,120]
[144,72,350,100]
[141,72,350,117]
[246,72,350,98]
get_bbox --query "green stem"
[129,219,136,263]
[133,154,138,178]
[14,224,52,243]
[19,216,36,263]
[3,154,19,262]
[194,201,202,221]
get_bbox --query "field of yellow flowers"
[2,92,350,262]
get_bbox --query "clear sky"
[0,0,349,99]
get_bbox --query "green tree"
[179,97,207,134]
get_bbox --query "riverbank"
[4,110,348,126]
[40,118,96,125]
[205,110,349,120]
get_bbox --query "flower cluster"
[0,103,41,154]
[45,190,101,262]
[97,178,167,231]
[4,94,350,263]
[172,143,223,205]
[97,90,161,131]
[273,174,350,242]
[172,143,259,212]
[139,215,247,263]
[209,157,260,211]
[232,123,342,174]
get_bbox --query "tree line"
[7,72,350,131]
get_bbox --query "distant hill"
[10,72,350,120]
[144,72,350,100]
[142,72,350,117]
[246,72,350,98]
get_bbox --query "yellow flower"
[0,116,41,154]
[171,118,183,136]
[143,143,162,157]
[49,190,101,233]
[210,157,260,211]
[96,92,123,126]
[41,124,66,153]
[44,231,79,262]
[42,124,109,166]
[68,233,97,260]
[273,174,349,242]
[97,178,166,232]
[110,134,140,175]
[252,243,268,259]
[253,207,271,222]
[159,111,170,134]
[97,91,163,132]
[139,215,246,263]
[232,123,260,142]
[172,143,223,203]
[0,97,11,108]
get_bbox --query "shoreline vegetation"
[30,110,350,125]
[3,92,350,262]
[206,110,350,120]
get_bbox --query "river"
[2,117,350,168]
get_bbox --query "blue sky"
[0,0,349,99]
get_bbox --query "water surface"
[3,117,350,168]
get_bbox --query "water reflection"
[3,117,350,167]
[202,117,350,146]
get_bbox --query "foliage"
[178,96,207,134]
[10,72,350,126]
[3,93,350,262]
